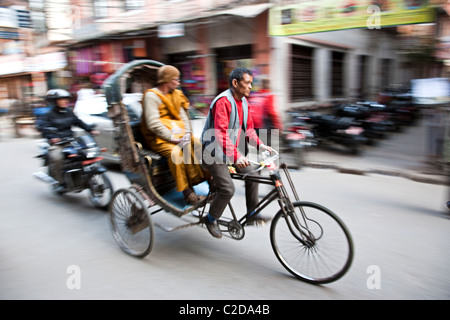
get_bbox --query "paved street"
[0,116,449,301]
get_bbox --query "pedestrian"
[39,89,99,192]
[140,65,207,205]
[201,67,273,238]
[248,76,283,147]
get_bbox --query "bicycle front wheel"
[270,201,353,284]
[109,188,154,258]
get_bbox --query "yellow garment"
[150,136,205,192]
[158,118,185,141]
[141,89,206,192]
[146,88,187,144]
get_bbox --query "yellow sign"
[269,0,436,36]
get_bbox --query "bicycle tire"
[89,172,113,209]
[109,188,154,258]
[270,201,354,284]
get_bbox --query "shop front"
[162,11,268,113]
[0,51,68,121]
[68,38,153,93]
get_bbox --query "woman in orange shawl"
[140,65,206,205]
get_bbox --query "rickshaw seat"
[136,146,176,196]
[130,121,176,196]
[131,121,210,210]
[136,145,209,210]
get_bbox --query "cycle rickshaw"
[103,60,354,284]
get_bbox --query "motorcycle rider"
[39,89,99,191]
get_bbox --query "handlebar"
[51,137,77,146]
[248,149,279,167]
[232,149,279,177]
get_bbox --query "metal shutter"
[331,51,345,98]
[291,45,313,102]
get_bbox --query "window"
[331,51,345,98]
[358,55,368,99]
[380,58,392,89]
[215,45,252,61]
[93,0,108,18]
[291,45,314,101]
[125,0,144,9]
[215,45,253,93]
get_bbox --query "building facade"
[1,0,447,117]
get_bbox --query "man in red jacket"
[249,77,283,147]
[201,68,273,238]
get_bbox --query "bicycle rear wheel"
[270,201,353,284]
[109,188,154,258]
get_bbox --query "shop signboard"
[269,0,436,36]
[411,78,450,105]
[25,52,67,73]
[0,52,67,76]
[158,23,185,38]
[0,54,25,76]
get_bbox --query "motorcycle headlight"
[85,148,99,158]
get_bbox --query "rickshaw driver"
[201,67,273,238]
[140,65,208,205]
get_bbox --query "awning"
[215,3,272,18]
[63,3,273,44]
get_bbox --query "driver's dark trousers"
[202,162,259,220]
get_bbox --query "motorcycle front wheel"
[88,172,113,209]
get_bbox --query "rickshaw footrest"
[154,221,200,232]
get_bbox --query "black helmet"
[46,89,71,101]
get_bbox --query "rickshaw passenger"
[140,65,207,205]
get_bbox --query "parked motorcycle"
[378,85,419,126]
[334,103,393,143]
[284,112,316,168]
[305,113,367,155]
[33,129,112,209]
[357,100,418,131]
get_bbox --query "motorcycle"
[33,128,113,209]
[378,86,419,126]
[284,112,316,168]
[305,112,367,155]
[334,103,394,143]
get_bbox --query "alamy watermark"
[66,265,81,290]
[366,265,381,289]
[367,5,381,29]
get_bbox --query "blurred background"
[0,0,449,301]
[0,0,449,166]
